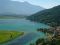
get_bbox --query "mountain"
[27,5,60,27]
[0,0,44,15]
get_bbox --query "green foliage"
[27,5,60,27]
[0,31,24,44]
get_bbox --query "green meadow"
[0,31,24,44]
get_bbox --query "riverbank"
[30,26,60,45]
[0,31,24,44]
[0,19,49,45]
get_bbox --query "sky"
[12,0,60,9]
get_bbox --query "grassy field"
[0,16,26,19]
[0,16,18,19]
[0,31,24,44]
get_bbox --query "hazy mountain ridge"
[27,5,60,26]
[0,0,44,15]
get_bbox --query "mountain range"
[0,0,44,16]
[27,5,60,27]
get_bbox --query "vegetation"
[27,5,60,27]
[28,5,60,45]
[30,27,60,45]
[0,15,27,19]
[0,31,24,44]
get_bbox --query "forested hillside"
[27,5,60,27]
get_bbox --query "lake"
[0,18,49,45]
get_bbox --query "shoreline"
[0,31,24,44]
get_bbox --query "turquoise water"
[0,19,49,45]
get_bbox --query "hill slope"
[27,5,60,27]
[0,0,44,15]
